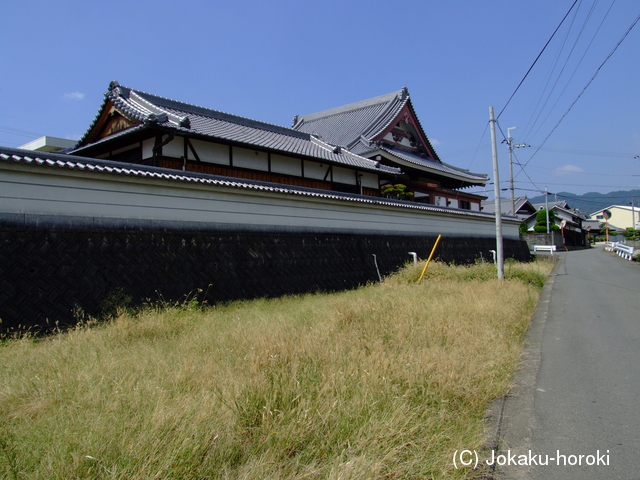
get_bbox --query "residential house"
[522,201,588,248]
[590,205,640,231]
[481,196,536,219]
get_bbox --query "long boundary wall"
[0,149,529,333]
[0,227,530,333]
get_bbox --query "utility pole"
[545,187,550,234]
[490,106,504,279]
[504,126,530,216]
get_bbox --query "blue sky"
[2,0,639,199]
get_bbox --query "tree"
[533,209,559,233]
[381,184,413,200]
[623,227,639,240]
[519,221,529,235]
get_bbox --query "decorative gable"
[80,101,141,145]
[374,103,439,161]
[99,112,138,140]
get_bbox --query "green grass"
[0,260,552,479]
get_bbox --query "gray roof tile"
[377,147,488,182]
[72,81,400,176]
[291,88,490,188]
[293,88,408,150]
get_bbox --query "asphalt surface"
[492,246,640,480]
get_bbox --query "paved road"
[494,247,640,480]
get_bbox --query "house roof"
[523,203,588,224]
[532,200,570,211]
[71,81,400,176]
[1,146,501,221]
[481,196,535,217]
[589,205,636,216]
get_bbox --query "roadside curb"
[482,257,563,479]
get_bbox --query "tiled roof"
[292,88,408,151]
[72,81,400,175]
[1,146,499,221]
[377,146,488,183]
[482,196,534,216]
[532,200,570,210]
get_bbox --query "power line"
[522,0,615,141]
[536,146,634,159]
[0,125,46,138]
[516,10,640,175]
[496,0,580,120]
[521,0,584,138]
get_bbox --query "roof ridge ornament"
[109,80,122,97]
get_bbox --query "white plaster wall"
[360,172,378,189]
[303,160,330,180]
[142,138,154,159]
[332,166,356,185]
[233,147,268,171]
[471,202,480,212]
[0,161,521,239]
[191,139,230,165]
[449,199,459,209]
[142,136,185,159]
[271,154,302,176]
[163,136,185,158]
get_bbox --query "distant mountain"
[527,189,640,217]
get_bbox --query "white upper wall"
[1,159,521,239]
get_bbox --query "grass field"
[0,260,553,479]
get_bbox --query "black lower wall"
[0,227,531,334]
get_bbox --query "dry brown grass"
[0,260,552,479]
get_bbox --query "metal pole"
[507,127,516,216]
[489,106,504,279]
[372,254,382,282]
[545,186,550,234]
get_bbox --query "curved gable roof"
[71,82,400,176]
[292,88,442,162]
[377,147,487,184]
[293,89,409,148]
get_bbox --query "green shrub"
[532,209,559,232]
[519,221,529,235]
[380,183,413,200]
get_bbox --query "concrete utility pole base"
[489,106,504,279]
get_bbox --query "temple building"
[69,82,486,210]
[293,87,487,210]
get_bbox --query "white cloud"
[430,138,441,146]
[63,92,85,101]
[553,164,585,175]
